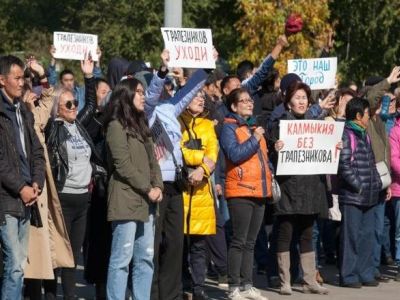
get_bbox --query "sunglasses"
[63,99,79,110]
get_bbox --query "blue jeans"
[373,197,391,275]
[0,213,30,299]
[106,214,155,300]
[339,204,376,284]
[393,198,400,264]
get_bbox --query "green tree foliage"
[0,0,240,79]
[232,0,332,76]
[330,0,400,83]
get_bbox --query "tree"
[232,0,332,76]
[330,0,400,83]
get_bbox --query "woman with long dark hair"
[105,78,163,300]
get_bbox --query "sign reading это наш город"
[287,57,337,90]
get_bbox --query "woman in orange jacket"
[219,87,272,300]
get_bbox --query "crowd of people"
[0,31,400,300]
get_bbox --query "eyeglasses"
[238,98,254,104]
[136,89,145,96]
[62,99,79,110]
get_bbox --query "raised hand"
[80,52,94,78]
[387,66,400,85]
[160,49,170,69]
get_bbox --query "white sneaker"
[241,287,268,300]
[228,287,247,300]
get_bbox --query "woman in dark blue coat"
[338,97,382,288]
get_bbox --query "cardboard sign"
[151,116,174,163]
[53,32,98,61]
[277,120,344,175]
[287,57,337,90]
[161,27,215,69]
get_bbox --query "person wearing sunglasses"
[44,53,104,299]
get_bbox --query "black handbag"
[172,118,203,191]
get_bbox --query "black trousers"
[227,197,265,288]
[151,182,184,300]
[59,192,89,299]
[276,214,316,253]
[205,204,228,276]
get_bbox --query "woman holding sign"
[269,81,329,295]
[220,87,272,300]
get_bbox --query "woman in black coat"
[268,81,329,295]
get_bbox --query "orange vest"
[224,119,272,199]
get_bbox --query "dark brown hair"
[283,81,311,109]
[225,87,250,113]
[104,78,150,139]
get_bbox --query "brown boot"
[316,270,324,285]
[300,252,329,295]
[277,252,292,295]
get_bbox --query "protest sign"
[161,27,215,69]
[151,116,174,164]
[53,32,98,61]
[276,120,344,175]
[287,57,337,90]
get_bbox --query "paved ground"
[62,261,399,299]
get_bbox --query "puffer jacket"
[338,125,382,206]
[220,113,272,199]
[179,110,218,235]
[389,118,400,197]
[45,77,103,192]
[268,110,328,217]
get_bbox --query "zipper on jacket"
[237,182,256,190]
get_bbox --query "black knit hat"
[126,60,148,75]
[280,73,302,94]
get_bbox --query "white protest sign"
[151,116,174,164]
[277,120,344,175]
[287,57,337,90]
[53,32,98,61]
[161,27,215,69]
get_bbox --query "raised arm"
[145,49,170,120]
[242,35,288,94]
[77,53,96,127]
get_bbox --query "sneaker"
[375,274,390,283]
[395,270,400,282]
[362,280,379,287]
[228,288,247,300]
[218,274,229,288]
[241,287,268,300]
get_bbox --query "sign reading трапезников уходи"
[287,57,337,90]
[277,120,344,176]
[161,27,215,69]
[53,32,99,61]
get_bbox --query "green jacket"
[366,79,391,167]
[106,120,163,222]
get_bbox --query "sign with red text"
[161,27,215,69]
[53,32,98,61]
[276,120,344,175]
[287,57,337,90]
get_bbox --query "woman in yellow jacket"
[179,90,218,300]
